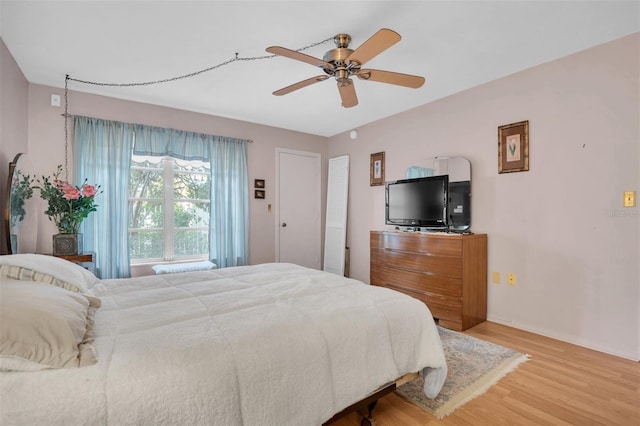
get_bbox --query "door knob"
[281,223,287,227]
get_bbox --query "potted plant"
[34,165,101,255]
[10,169,34,228]
[8,169,34,253]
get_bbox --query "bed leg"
[323,382,395,426]
[359,400,378,426]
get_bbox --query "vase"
[53,233,83,256]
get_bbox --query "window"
[129,155,210,263]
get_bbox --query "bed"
[0,254,447,425]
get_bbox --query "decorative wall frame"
[254,179,265,188]
[498,120,529,173]
[254,190,265,199]
[370,151,385,186]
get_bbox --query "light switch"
[624,191,635,207]
[51,94,61,107]
[492,272,501,284]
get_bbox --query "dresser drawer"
[371,232,462,256]
[371,264,462,298]
[388,285,463,326]
[371,249,462,278]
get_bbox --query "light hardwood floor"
[332,321,640,426]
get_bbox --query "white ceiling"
[1,1,638,137]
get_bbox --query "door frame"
[275,148,322,266]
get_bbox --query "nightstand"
[49,252,96,274]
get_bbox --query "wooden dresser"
[370,231,487,331]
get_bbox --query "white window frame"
[129,155,210,264]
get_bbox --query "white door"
[323,155,349,275]
[276,149,321,269]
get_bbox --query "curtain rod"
[61,112,253,143]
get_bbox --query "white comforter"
[1,263,446,425]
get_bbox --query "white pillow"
[0,280,101,371]
[0,254,99,293]
[152,260,216,275]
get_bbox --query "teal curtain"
[209,137,248,267]
[74,117,248,277]
[133,124,249,267]
[73,116,134,279]
[133,125,213,161]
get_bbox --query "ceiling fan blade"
[337,80,358,108]
[272,75,329,96]
[346,28,401,66]
[266,46,332,69]
[357,69,425,88]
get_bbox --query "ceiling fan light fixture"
[267,28,425,107]
[335,68,350,84]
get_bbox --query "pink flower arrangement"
[35,165,101,234]
[82,185,97,197]
[55,179,97,199]
[62,186,81,200]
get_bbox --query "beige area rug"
[396,326,529,419]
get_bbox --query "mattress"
[1,262,446,425]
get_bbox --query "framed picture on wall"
[254,189,265,199]
[254,179,265,188]
[498,120,529,173]
[370,151,385,186]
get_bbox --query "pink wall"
[0,38,29,255]
[328,33,640,360]
[26,84,328,267]
[10,32,640,359]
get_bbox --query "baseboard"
[486,316,640,362]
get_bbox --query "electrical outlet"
[624,191,636,207]
[508,273,516,286]
[492,272,501,284]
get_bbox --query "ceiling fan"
[266,28,425,108]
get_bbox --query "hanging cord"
[66,37,333,88]
[64,74,70,180]
[61,36,334,170]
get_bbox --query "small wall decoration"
[370,151,385,186]
[254,179,265,188]
[498,120,529,173]
[254,190,265,199]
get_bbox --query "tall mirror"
[406,156,471,231]
[5,153,38,254]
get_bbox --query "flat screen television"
[385,175,449,229]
